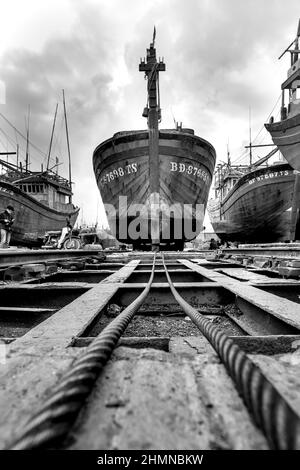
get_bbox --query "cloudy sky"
[0,0,299,229]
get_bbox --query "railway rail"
[0,249,299,450]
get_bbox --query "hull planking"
[0,180,79,246]
[93,129,216,249]
[265,114,300,172]
[208,163,297,243]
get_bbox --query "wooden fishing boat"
[0,164,79,246]
[208,156,298,243]
[0,91,79,246]
[265,20,300,172]
[93,33,216,250]
[265,19,300,239]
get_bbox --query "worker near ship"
[0,205,15,248]
[57,215,73,249]
[209,238,218,250]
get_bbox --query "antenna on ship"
[139,27,166,251]
[62,89,72,203]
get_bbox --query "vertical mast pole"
[25,105,30,172]
[62,89,72,203]
[47,103,58,171]
[227,139,231,166]
[16,144,19,168]
[249,106,253,166]
[139,28,165,250]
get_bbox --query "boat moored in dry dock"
[208,150,298,243]
[265,19,300,172]
[0,91,79,246]
[264,19,300,240]
[93,32,216,250]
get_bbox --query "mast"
[139,27,165,249]
[16,143,19,167]
[62,89,72,203]
[292,20,300,64]
[25,105,30,172]
[227,140,231,167]
[46,103,58,171]
[249,107,252,166]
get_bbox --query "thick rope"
[6,256,156,450]
[162,254,300,450]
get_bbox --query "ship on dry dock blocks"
[93,31,216,250]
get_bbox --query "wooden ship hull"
[93,129,216,249]
[265,19,300,172]
[265,114,300,171]
[208,163,297,243]
[0,180,79,246]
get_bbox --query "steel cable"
[161,254,300,450]
[6,256,156,450]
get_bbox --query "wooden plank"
[217,268,273,283]
[8,260,140,354]
[0,249,102,268]
[179,260,300,331]
[229,335,300,355]
[0,282,99,291]
[0,307,56,313]
[69,341,267,450]
[0,259,141,447]
[72,336,170,351]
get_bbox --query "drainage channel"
[0,252,299,450]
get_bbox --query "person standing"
[209,238,218,250]
[57,215,73,249]
[0,205,15,248]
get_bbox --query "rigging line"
[14,127,19,146]
[0,111,47,157]
[147,63,158,91]
[0,118,43,165]
[0,126,17,149]
[251,93,282,145]
[0,134,8,151]
[231,93,282,165]
[51,113,64,160]
[231,149,249,165]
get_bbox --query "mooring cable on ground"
[6,256,157,450]
[161,254,300,450]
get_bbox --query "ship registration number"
[170,162,209,182]
[99,163,138,186]
[248,169,291,185]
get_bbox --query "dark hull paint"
[265,114,300,171]
[93,129,216,249]
[0,180,79,246]
[208,163,296,243]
